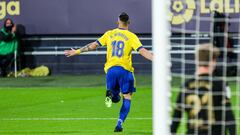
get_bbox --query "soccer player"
[64,12,153,132]
[171,44,236,135]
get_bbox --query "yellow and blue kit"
[96,28,143,73]
[96,28,143,94]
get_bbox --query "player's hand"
[64,48,80,57]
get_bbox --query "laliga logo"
[170,0,240,25]
[0,1,20,20]
[169,0,196,25]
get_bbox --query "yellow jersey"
[96,28,143,73]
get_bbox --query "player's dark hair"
[119,12,129,24]
[196,43,220,66]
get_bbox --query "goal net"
[170,0,240,135]
[153,0,239,135]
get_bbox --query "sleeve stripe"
[136,46,144,52]
[96,40,103,46]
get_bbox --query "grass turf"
[0,75,152,135]
[0,75,239,134]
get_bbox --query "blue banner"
[0,0,151,34]
[0,0,239,34]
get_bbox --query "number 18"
[112,40,125,57]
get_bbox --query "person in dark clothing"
[0,18,18,77]
[171,44,236,135]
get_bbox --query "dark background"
[0,0,151,34]
[1,0,239,35]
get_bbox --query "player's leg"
[114,70,136,132]
[105,87,121,107]
[105,90,113,108]
[105,66,120,107]
[114,93,132,132]
[111,89,121,103]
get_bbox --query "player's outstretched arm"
[139,48,153,61]
[64,41,99,57]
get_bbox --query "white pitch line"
[0,117,152,121]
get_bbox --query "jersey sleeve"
[131,34,143,51]
[96,31,110,46]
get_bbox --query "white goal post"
[152,0,171,135]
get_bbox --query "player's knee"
[123,93,132,100]
[112,96,120,103]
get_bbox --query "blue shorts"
[106,66,136,95]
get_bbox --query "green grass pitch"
[0,75,152,135]
[0,75,238,135]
